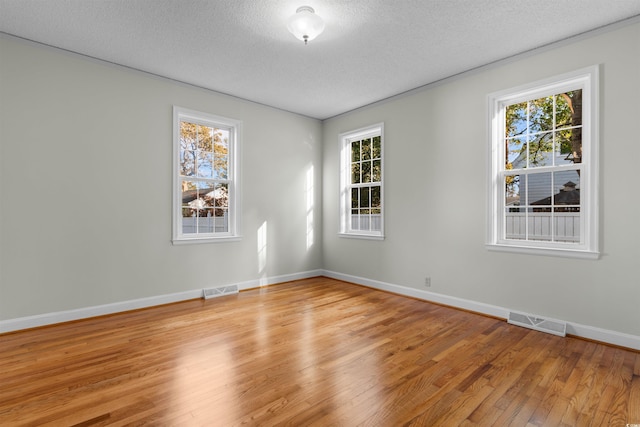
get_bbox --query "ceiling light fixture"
[287,6,325,45]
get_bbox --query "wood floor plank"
[1,277,638,426]
[629,375,640,425]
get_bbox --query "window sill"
[339,232,385,241]
[172,235,242,245]
[486,243,599,260]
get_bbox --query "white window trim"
[486,66,599,259]
[172,106,242,244]
[339,123,385,240]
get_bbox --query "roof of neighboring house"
[531,182,580,205]
[181,188,227,204]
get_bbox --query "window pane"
[554,172,580,242]
[351,141,360,162]
[199,208,215,233]
[213,182,228,207]
[181,180,197,207]
[556,90,582,128]
[180,150,195,176]
[361,161,371,183]
[529,172,553,210]
[214,131,229,179]
[529,96,554,133]
[359,187,370,208]
[351,213,360,230]
[182,211,197,234]
[197,181,216,205]
[506,137,526,169]
[181,180,200,234]
[554,213,580,243]
[361,138,371,160]
[197,152,213,178]
[180,122,198,177]
[529,206,552,241]
[372,159,381,182]
[214,183,229,232]
[215,209,228,232]
[553,171,580,211]
[558,126,582,165]
[372,136,381,158]
[505,206,525,240]
[215,129,230,150]
[180,122,197,151]
[196,125,213,151]
[505,174,524,209]
[506,101,527,137]
[371,185,381,208]
[556,128,571,155]
[214,155,228,179]
[351,163,361,184]
[351,188,358,209]
[371,210,381,231]
[528,132,553,167]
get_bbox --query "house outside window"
[339,123,384,239]
[173,107,241,244]
[487,66,599,258]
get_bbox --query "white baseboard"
[322,270,640,351]
[4,269,638,351]
[236,269,324,290]
[0,269,323,334]
[0,289,203,334]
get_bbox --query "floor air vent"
[507,311,567,337]
[203,285,239,299]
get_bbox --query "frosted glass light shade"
[287,6,325,44]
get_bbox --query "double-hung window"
[173,107,241,243]
[339,123,384,239]
[487,66,599,258]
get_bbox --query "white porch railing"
[351,214,382,232]
[505,212,580,242]
[182,214,228,233]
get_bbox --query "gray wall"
[322,22,640,337]
[0,36,323,320]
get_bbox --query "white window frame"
[172,106,242,244]
[339,123,385,240]
[487,66,599,259]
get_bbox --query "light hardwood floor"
[1,277,639,426]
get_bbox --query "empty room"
[1,1,639,425]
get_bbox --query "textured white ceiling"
[1,0,639,119]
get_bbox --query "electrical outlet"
[425,277,431,287]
